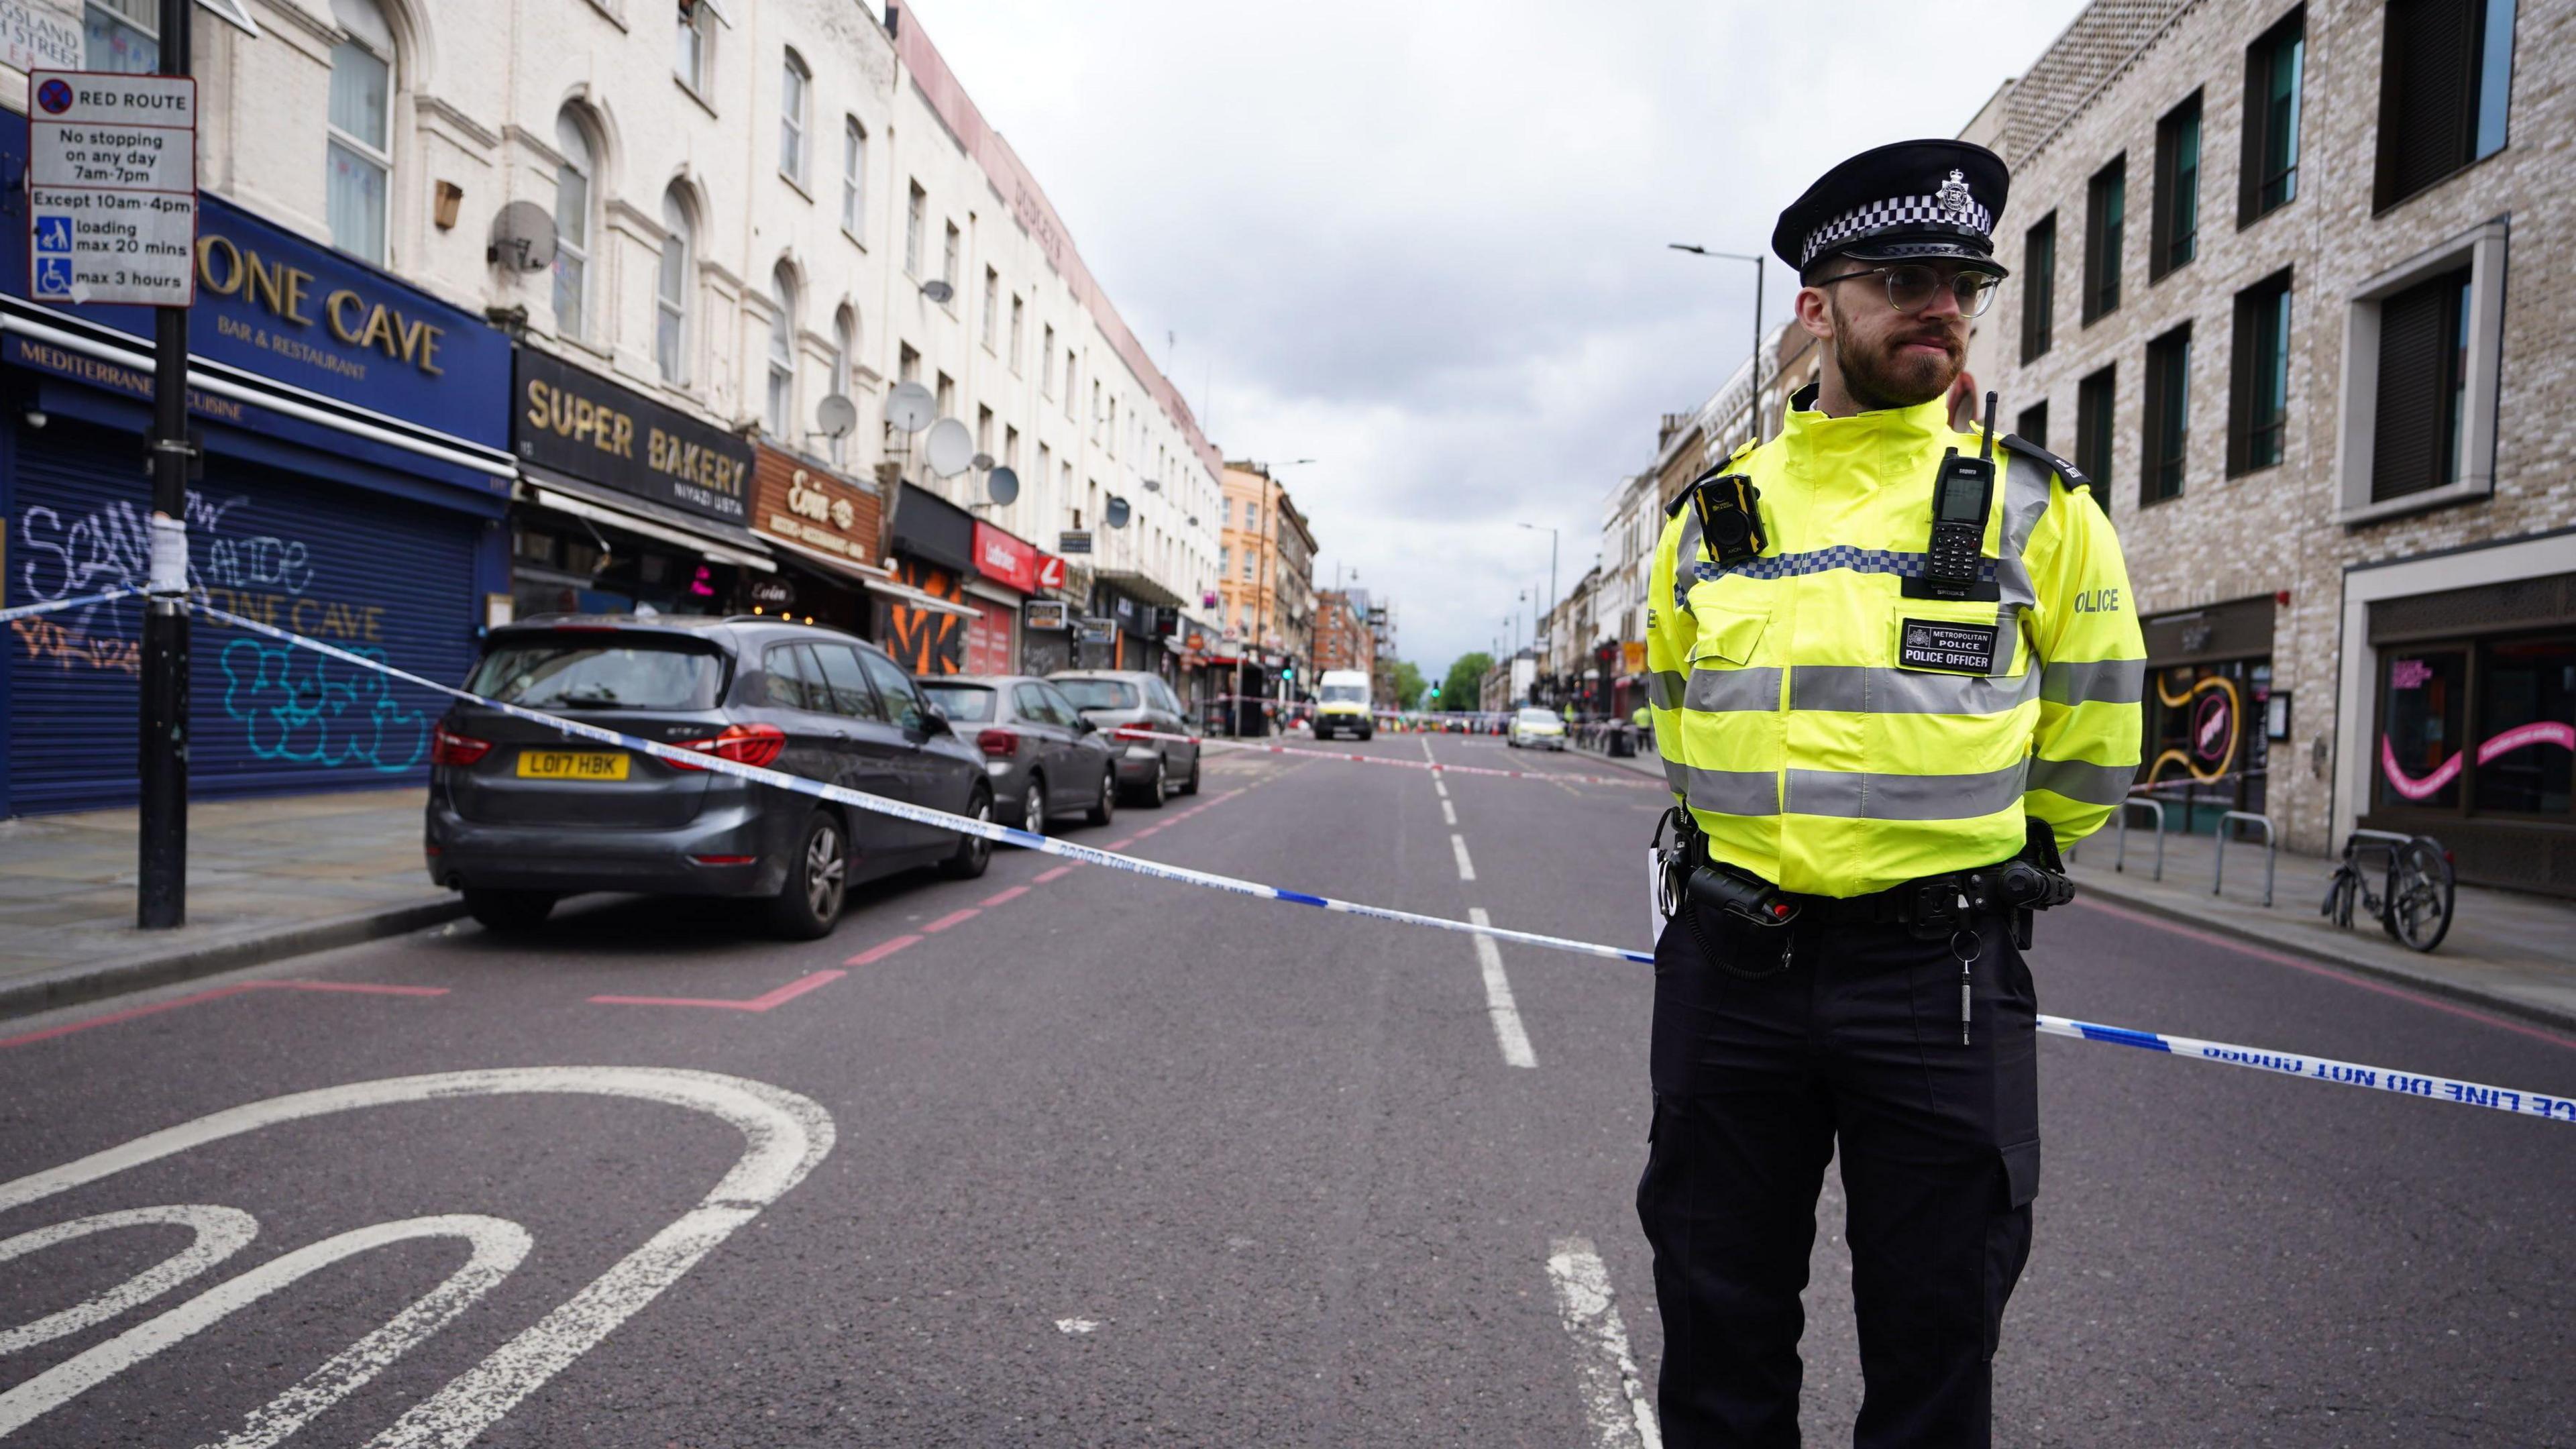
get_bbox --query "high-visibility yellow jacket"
[1646,392,2145,897]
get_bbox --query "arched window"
[326,0,396,264]
[551,108,596,340]
[830,306,857,466]
[780,50,810,185]
[765,264,798,439]
[656,187,694,385]
[841,117,866,235]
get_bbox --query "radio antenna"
[1980,390,1998,461]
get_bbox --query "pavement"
[0,787,458,1016]
[1,734,2570,1446]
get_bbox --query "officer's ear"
[1794,282,1838,343]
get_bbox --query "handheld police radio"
[1903,391,2002,603]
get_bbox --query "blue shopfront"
[0,111,513,816]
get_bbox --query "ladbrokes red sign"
[972,521,1037,593]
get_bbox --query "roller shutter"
[9,417,480,813]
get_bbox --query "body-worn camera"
[1690,474,1768,567]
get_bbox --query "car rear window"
[469,637,726,710]
[921,683,997,723]
[1055,679,1138,711]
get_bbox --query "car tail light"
[430,727,492,766]
[667,722,787,771]
[976,727,1022,758]
[688,853,759,866]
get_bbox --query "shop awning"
[1092,569,1187,611]
[763,533,979,619]
[520,473,775,572]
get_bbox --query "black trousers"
[1636,894,2041,1448]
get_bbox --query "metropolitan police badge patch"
[1898,618,2000,675]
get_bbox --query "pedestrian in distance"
[1638,138,2147,1447]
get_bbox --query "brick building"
[1313,590,1375,680]
[1969,0,2575,892]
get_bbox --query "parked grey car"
[425,616,992,940]
[918,674,1117,837]
[1049,669,1201,806]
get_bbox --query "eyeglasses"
[1816,263,2002,318]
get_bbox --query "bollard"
[2212,810,2277,908]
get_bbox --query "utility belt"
[1650,809,2076,1043]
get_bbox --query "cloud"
[910,0,2085,676]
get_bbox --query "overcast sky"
[913,0,2088,680]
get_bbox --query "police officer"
[1638,139,2145,1446]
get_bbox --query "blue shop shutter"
[9,419,480,814]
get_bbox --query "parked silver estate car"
[1049,670,1202,806]
[918,674,1118,836]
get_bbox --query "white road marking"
[1441,798,1458,825]
[0,1204,260,1353]
[1450,833,1478,881]
[0,1215,529,1444]
[0,1067,835,1449]
[1468,908,1538,1069]
[1545,1237,1662,1449]
[1054,1317,1100,1335]
[1434,777,1448,799]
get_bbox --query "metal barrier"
[2114,796,2167,881]
[2212,810,2277,908]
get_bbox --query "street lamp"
[1517,521,1557,663]
[1669,243,1767,444]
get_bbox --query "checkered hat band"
[1802,194,1994,268]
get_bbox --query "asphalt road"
[1,731,2571,1447]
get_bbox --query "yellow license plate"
[516,749,630,781]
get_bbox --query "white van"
[1314,669,1375,741]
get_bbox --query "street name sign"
[27,70,198,307]
[0,0,80,75]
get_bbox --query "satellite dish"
[1104,495,1132,529]
[815,394,858,440]
[920,278,955,305]
[971,451,994,471]
[488,201,557,272]
[986,466,1020,507]
[883,382,935,433]
[1141,478,1163,492]
[925,417,975,478]
[1186,515,1199,527]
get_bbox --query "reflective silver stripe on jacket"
[1662,753,1690,796]
[2040,657,2147,706]
[1646,670,1688,710]
[1788,666,2040,716]
[2025,755,2136,806]
[1684,766,1782,816]
[1783,760,2029,821]
[1683,667,1783,712]
[1999,448,2056,561]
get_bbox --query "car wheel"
[765,811,849,941]
[1177,752,1201,796]
[937,789,996,880]
[1024,775,1049,837]
[1359,727,1374,741]
[462,888,555,934]
[1087,767,1116,826]
[1135,757,1167,808]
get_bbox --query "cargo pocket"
[1986,1138,2041,1358]
[1999,1138,2041,1208]
[1688,603,1768,669]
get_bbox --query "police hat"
[1770,139,2010,278]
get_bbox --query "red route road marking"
[981,885,1030,907]
[590,968,846,1011]
[920,908,980,934]
[844,934,924,967]
[1033,865,1075,883]
[1,979,448,1051]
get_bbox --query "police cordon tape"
[133,598,2576,1126]
[1114,728,1662,790]
[0,589,131,625]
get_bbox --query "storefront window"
[2378,650,2467,810]
[2474,637,2575,816]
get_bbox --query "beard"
[1831,297,1962,411]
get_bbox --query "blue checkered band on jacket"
[1678,546,1998,607]
[1802,194,1994,268]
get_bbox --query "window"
[2378,649,2467,809]
[2151,93,2201,280]
[2020,214,2056,363]
[1009,295,1026,372]
[326,0,396,266]
[813,646,885,720]
[2016,401,2049,449]
[2141,325,2191,504]
[657,189,694,384]
[551,109,596,340]
[2228,270,2294,474]
[830,308,857,466]
[2375,0,2518,210]
[858,650,929,733]
[2369,268,2474,503]
[982,267,1000,350]
[1003,425,1019,473]
[2241,7,2305,223]
[2082,156,2124,323]
[1063,351,1078,418]
[2475,636,2575,814]
[1220,545,1232,576]
[1037,441,1052,490]
[941,221,959,288]
[762,644,817,711]
[896,343,919,384]
[676,0,716,93]
[1042,325,1057,394]
[976,405,993,458]
[780,50,810,184]
[904,182,925,276]
[85,0,156,71]
[934,372,954,422]
[841,119,867,235]
[766,266,798,439]
[1091,380,1104,442]
[2076,366,2116,508]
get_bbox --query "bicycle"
[2321,828,2457,953]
